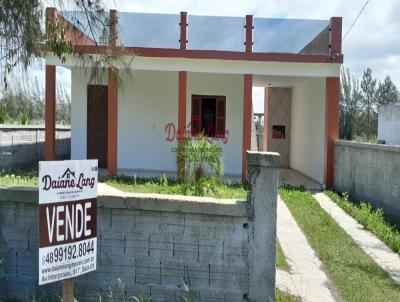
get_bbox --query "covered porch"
[43,8,342,188]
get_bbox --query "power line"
[343,0,370,41]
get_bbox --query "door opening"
[87,85,108,168]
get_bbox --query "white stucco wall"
[290,77,326,184]
[378,103,400,145]
[70,68,105,160]
[118,70,179,172]
[70,69,243,176]
[187,72,244,175]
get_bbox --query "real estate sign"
[38,160,98,285]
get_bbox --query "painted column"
[325,17,342,188]
[45,65,56,161]
[242,15,253,181]
[44,7,58,161]
[242,74,253,181]
[177,12,188,181]
[107,9,118,176]
[108,68,118,176]
[325,77,340,188]
[263,87,269,151]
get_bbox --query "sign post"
[38,160,98,301]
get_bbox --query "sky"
[12,0,400,113]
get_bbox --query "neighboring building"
[44,8,343,187]
[378,103,400,145]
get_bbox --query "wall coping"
[335,140,400,153]
[0,124,70,131]
[0,186,248,217]
[247,151,281,168]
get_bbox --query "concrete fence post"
[247,151,280,302]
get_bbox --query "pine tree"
[360,68,377,141]
[376,75,399,105]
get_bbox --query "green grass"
[276,289,301,302]
[276,240,290,271]
[0,170,38,187]
[101,174,248,199]
[0,171,248,199]
[325,190,400,254]
[279,186,400,302]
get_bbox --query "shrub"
[177,136,223,183]
[18,111,30,125]
[0,104,7,123]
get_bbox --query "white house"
[43,8,342,187]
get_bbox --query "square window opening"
[272,125,286,139]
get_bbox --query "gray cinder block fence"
[334,140,400,222]
[0,151,280,302]
[0,125,71,170]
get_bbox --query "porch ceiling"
[253,75,312,88]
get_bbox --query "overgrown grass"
[101,174,248,199]
[0,171,248,199]
[325,190,400,254]
[276,289,301,302]
[276,240,290,271]
[280,186,400,302]
[0,170,38,187]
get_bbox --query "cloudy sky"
[17,0,400,112]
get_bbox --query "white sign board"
[38,160,98,285]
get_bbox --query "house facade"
[44,8,342,187]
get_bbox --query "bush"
[177,136,223,182]
[0,104,7,123]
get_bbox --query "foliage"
[360,68,377,141]
[45,18,73,64]
[102,174,247,199]
[0,0,43,87]
[181,280,193,302]
[0,0,131,87]
[18,111,30,125]
[276,240,290,271]
[339,67,399,142]
[0,170,38,187]
[177,137,223,182]
[0,75,70,124]
[276,289,301,302]
[0,103,7,123]
[376,75,400,105]
[325,190,400,254]
[340,68,362,140]
[280,186,400,302]
[101,278,151,302]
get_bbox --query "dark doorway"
[201,98,216,137]
[87,85,108,168]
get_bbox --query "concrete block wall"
[334,140,400,222]
[0,126,71,170]
[0,152,280,301]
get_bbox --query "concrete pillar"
[247,150,280,302]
